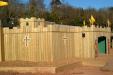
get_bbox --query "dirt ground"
[0,66,113,75]
[0,49,113,75]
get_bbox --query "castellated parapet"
[3,17,111,34]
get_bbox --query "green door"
[98,37,106,54]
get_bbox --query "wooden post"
[0,20,5,61]
[108,39,110,54]
[0,20,1,61]
[95,39,98,57]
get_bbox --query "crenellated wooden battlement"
[3,17,111,33]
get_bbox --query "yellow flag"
[107,19,111,27]
[83,20,86,26]
[0,1,8,6]
[89,15,96,25]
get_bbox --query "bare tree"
[28,0,45,17]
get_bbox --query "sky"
[20,0,113,9]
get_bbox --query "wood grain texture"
[0,18,111,66]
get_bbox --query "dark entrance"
[98,36,106,54]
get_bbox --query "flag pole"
[0,1,8,61]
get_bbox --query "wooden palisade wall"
[1,17,111,66]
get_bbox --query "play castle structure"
[0,17,112,73]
